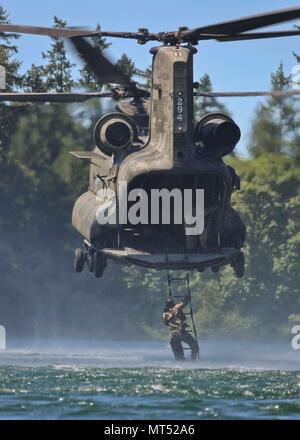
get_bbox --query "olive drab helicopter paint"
[1,7,300,279]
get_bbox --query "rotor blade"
[70,36,133,87]
[0,23,100,38]
[0,23,158,41]
[0,92,113,102]
[194,90,300,97]
[181,7,300,41]
[216,29,300,41]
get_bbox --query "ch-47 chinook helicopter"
[2,7,300,279]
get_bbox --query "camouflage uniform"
[163,295,198,361]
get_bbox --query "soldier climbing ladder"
[165,270,200,361]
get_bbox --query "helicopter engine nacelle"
[195,113,241,157]
[94,112,138,156]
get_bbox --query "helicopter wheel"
[74,248,85,273]
[94,252,106,278]
[87,252,94,272]
[232,251,245,278]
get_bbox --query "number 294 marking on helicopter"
[174,92,186,131]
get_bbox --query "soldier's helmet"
[165,298,175,308]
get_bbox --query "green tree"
[0,6,22,90]
[116,53,137,79]
[248,63,300,159]
[194,73,228,118]
[24,64,47,92]
[78,24,110,91]
[0,6,23,154]
[136,65,152,89]
[41,16,75,92]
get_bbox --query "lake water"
[0,340,299,419]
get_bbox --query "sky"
[2,0,300,156]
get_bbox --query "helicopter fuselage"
[72,45,246,277]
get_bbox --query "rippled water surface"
[0,340,299,419]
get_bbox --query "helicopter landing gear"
[87,249,95,272]
[74,243,107,278]
[231,251,245,278]
[74,248,85,273]
[94,252,107,278]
